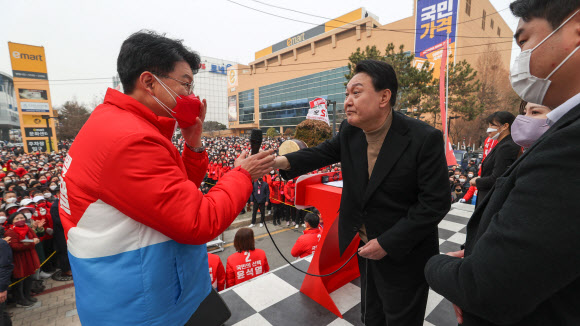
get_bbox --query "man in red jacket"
[291,213,321,258]
[207,253,225,291]
[284,179,296,227]
[60,31,275,326]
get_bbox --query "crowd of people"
[0,143,73,323]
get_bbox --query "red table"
[294,173,360,318]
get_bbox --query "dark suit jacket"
[281,111,450,280]
[475,134,520,205]
[425,103,580,326]
[250,181,270,204]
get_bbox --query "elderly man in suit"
[425,1,580,325]
[275,60,450,326]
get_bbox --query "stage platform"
[220,203,474,326]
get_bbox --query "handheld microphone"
[250,129,262,155]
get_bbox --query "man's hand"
[0,290,6,303]
[235,150,276,180]
[446,249,464,258]
[33,238,40,245]
[181,98,207,148]
[445,250,465,323]
[469,177,479,186]
[273,156,291,170]
[2,237,10,243]
[453,303,464,324]
[358,239,387,260]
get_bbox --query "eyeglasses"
[152,73,194,94]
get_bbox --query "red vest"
[226,249,269,288]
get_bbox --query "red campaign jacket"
[32,208,53,241]
[226,249,269,288]
[284,181,296,205]
[269,181,285,204]
[208,253,225,291]
[291,228,321,258]
[210,163,219,181]
[5,227,40,278]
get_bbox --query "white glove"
[46,228,54,236]
[459,199,466,203]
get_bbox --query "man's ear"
[380,89,392,109]
[139,71,155,95]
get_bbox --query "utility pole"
[40,115,58,153]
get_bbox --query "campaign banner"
[8,42,58,153]
[413,0,459,77]
[228,95,238,122]
[307,98,330,126]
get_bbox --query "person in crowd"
[291,213,322,258]
[451,185,465,203]
[269,174,285,226]
[207,253,225,292]
[249,177,269,228]
[426,1,580,325]
[60,31,275,325]
[5,212,40,307]
[50,198,72,281]
[513,100,553,154]
[225,228,269,288]
[310,207,323,231]
[284,179,296,227]
[275,60,450,326]
[0,226,13,325]
[469,112,521,207]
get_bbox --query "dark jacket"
[475,134,520,206]
[250,180,270,204]
[0,239,13,292]
[425,103,580,326]
[281,112,450,270]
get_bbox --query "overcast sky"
[0,0,519,109]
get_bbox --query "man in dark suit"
[275,60,450,325]
[249,177,270,228]
[425,1,580,325]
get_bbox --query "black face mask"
[455,189,462,193]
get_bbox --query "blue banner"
[415,0,459,59]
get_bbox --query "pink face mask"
[151,76,201,129]
[511,115,550,148]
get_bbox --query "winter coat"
[208,253,225,291]
[284,181,296,205]
[291,228,321,258]
[269,181,285,204]
[250,181,270,204]
[60,88,253,326]
[0,240,13,292]
[5,226,40,278]
[226,249,269,288]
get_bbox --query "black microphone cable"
[263,218,359,277]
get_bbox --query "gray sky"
[0,0,519,109]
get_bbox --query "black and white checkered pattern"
[221,203,474,326]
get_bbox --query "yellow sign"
[8,42,58,153]
[227,65,238,88]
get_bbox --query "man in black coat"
[0,226,14,324]
[276,60,450,325]
[425,1,580,325]
[249,178,270,227]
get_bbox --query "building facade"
[228,1,513,134]
[195,56,240,127]
[0,71,22,141]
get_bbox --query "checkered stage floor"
[221,203,474,326]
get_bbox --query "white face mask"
[510,10,580,105]
[459,178,466,183]
[468,174,474,178]
[0,216,5,224]
[49,185,57,191]
[24,212,32,219]
[39,208,47,215]
[44,193,51,199]
[6,198,16,204]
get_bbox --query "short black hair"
[486,111,516,128]
[117,30,201,94]
[305,213,319,228]
[354,60,398,107]
[510,0,580,29]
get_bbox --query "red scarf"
[11,224,29,240]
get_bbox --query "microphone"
[250,129,262,155]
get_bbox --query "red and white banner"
[307,98,330,126]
